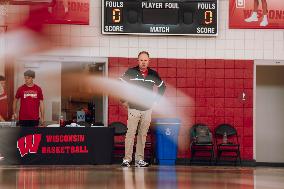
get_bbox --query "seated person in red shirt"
[13,70,45,127]
[0,75,8,122]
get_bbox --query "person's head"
[0,75,6,88]
[24,70,35,86]
[137,51,150,71]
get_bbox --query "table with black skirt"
[0,126,114,165]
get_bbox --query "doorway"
[255,63,284,163]
[61,61,106,125]
[15,56,108,126]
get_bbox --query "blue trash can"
[153,118,181,165]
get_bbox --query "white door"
[256,65,284,163]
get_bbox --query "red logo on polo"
[17,134,42,157]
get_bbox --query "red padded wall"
[108,57,254,160]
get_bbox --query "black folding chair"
[189,123,214,165]
[108,122,127,162]
[215,124,241,165]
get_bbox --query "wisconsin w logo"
[17,134,42,157]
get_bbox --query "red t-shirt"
[15,84,43,120]
[0,91,8,120]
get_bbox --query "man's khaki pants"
[124,108,152,162]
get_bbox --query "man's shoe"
[245,12,258,23]
[135,160,149,167]
[260,16,268,27]
[121,159,131,167]
[245,16,258,22]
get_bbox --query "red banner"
[9,0,54,5]
[45,0,89,25]
[229,0,284,29]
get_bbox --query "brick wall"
[108,57,254,160]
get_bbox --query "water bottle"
[223,132,227,144]
[11,117,16,127]
[59,115,64,127]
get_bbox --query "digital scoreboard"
[102,0,218,36]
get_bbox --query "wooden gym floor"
[0,165,284,189]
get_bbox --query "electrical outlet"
[236,0,245,8]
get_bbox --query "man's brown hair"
[24,70,35,78]
[0,75,6,81]
[138,51,150,58]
